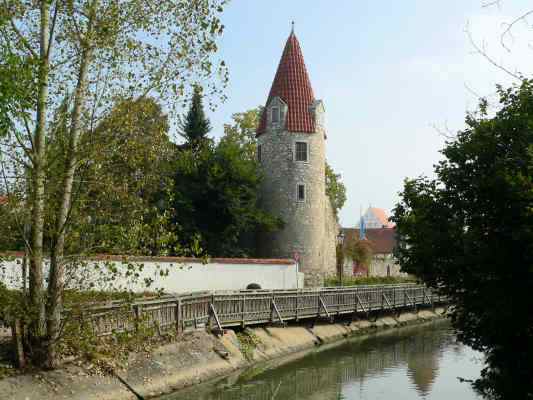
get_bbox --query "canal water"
[163,321,483,400]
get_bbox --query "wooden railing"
[83,284,445,337]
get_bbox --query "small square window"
[295,142,308,162]
[257,145,262,162]
[297,184,305,201]
[271,107,280,124]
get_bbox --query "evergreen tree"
[178,85,212,149]
[173,137,282,257]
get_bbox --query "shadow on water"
[161,321,482,400]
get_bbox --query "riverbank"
[0,307,447,400]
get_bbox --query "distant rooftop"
[342,227,397,254]
[358,207,395,229]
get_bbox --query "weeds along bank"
[0,307,448,400]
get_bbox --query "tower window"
[271,107,280,124]
[295,142,308,162]
[257,145,262,162]
[297,184,306,202]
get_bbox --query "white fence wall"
[0,255,304,293]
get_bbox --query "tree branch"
[500,9,533,52]
[2,0,37,58]
[0,158,32,251]
[46,0,60,59]
[465,22,522,81]
[482,0,501,9]
[431,122,456,140]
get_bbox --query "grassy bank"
[324,276,417,287]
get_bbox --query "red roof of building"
[342,227,397,254]
[0,252,297,266]
[257,31,316,136]
[90,255,296,265]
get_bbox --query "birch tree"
[0,0,228,367]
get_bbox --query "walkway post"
[293,251,300,290]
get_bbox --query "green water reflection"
[164,321,482,400]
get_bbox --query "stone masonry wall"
[323,197,338,279]
[257,102,330,286]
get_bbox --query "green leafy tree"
[62,97,179,256]
[344,237,372,269]
[0,0,228,368]
[325,162,347,218]
[178,85,212,149]
[0,195,26,251]
[0,51,35,137]
[174,137,281,257]
[392,80,533,399]
[221,107,262,161]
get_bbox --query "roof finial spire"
[291,20,295,34]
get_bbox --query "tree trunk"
[28,0,51,355]
[22,254,27,293]
[23,169,30,294]
[11,319,26,369]
[45,6,96,368]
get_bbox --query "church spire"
[257,28,316,135]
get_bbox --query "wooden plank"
[175,299,182,334]
[271,298,285,325]
[355,293,367,314]
[404,292,415,308]
[423,289,433,306]
[295,292,299,321]
[241,295,246,327]
[318,296,331,319]
[382,293,393,310]
[209,303,223,335]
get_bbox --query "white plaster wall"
[368,254,407,277]
[0,258,303,293]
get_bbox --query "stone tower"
[256,29,337,286]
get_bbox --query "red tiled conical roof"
[257,31,316,136]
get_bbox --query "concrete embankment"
[0,307,447,400]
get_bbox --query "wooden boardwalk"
[86,284,445,337]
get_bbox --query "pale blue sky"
[194,1,533,226]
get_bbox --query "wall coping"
[0,252,296,266]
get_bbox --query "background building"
[358,207,395,229]
[341,227,406,277]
